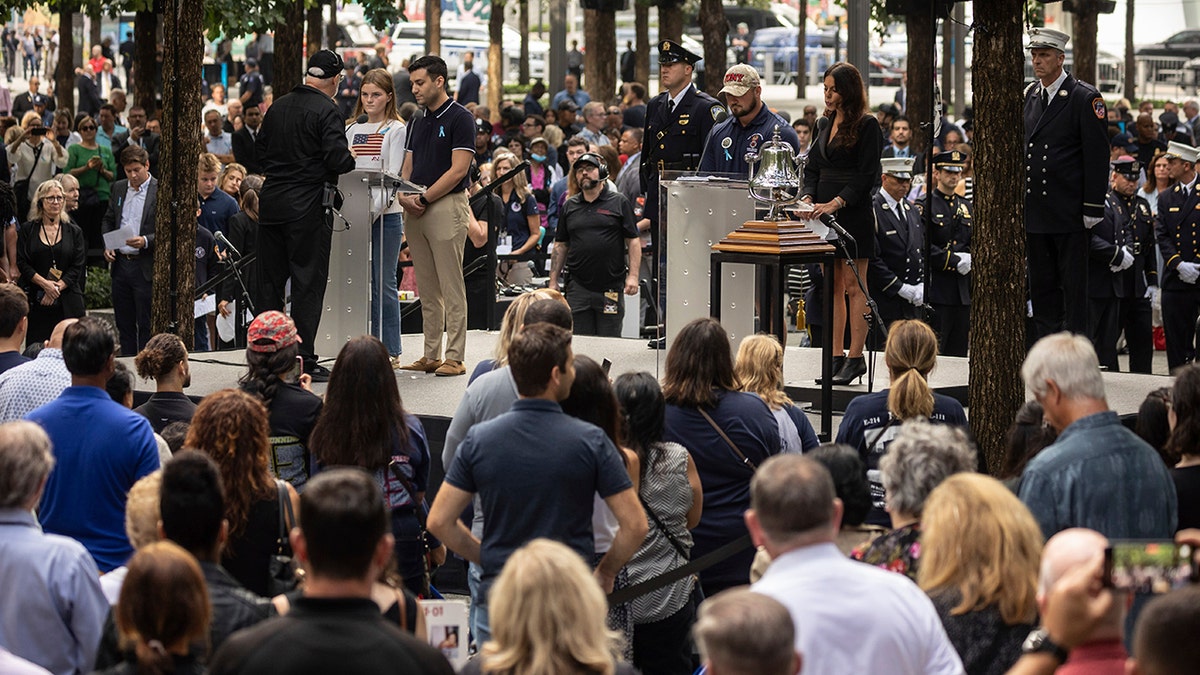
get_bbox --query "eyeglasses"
[521,122,538,128]
[43,196,64,201]
[79,125,96,131]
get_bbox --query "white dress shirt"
[752,543,965,675]
[117,179,148,254]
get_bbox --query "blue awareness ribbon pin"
[439,126,445,138]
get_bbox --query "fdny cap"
[1111,156,1141,179]
[1165,140,1199,163]
[932,150,966,173]
[247,311,301,353]
[719,64,762,97]
[881,157,916,180]
[658,39,702,66]
[1027,27,1070,52]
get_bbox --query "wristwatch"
[418,195,429,206]
[1022,628,1069,664]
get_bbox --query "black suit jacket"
[1023,74,1109,234]
[101,176,159,281]
[1089,190,1156,299]
[112,131,161,176]
[1156,180,1200,291]
[231,126,262,174]
[77,75,102,117]
[926,188,972,306]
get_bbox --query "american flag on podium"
[352,132,384,156]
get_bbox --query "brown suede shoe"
[398,357,443,373]
[434,360,466,377]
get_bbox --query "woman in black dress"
[801,62,883,385]
[17,179,86,344]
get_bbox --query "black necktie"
[667,99,675,116]
[1040,87,1049,111]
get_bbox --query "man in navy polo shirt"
[397,55,475,377]
[699,64,800,176]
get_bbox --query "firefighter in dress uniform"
[642,39,727,348]
[926,150,972,358]
[1156,140,1200,371]
[1088,157,1156,373]
[869,156,925,349]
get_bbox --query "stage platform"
[127,330,1172,441]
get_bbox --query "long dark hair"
[1000,400,1058,480]
[614,371,666,484]
[238,342,300,408]
[560,355,621,448]
[661,317,739,408]
[824,62,867,150]
[1166,366,1200,463]
[1137,387,1176,466]
[309,336,410,471]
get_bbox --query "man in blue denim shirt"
[1018,332,1176,539]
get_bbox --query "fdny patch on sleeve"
[1092,97,1106,120]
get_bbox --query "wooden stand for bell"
[712,220,837,254]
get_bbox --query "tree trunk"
[327,2,339,50]
[906,13,934,155]
[635,1,649,86]
[88,6,100,48]
[583,9,616,104]
[1071,2,1099,86]
[153,0,204,345]
[519,0,529,84]
[489,1,505,113]
[659,1,682,43]
[795,2,807,97]
[274,0,305,96]
[1124,0,1136,100]
[306,2,323,57]
[133,10,157,114]
[426,0,442,56]
[941,14,953,115]
[698,0,726,95]
[56,9,75,114]
[970,0,1028,475]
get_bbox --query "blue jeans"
[468,562,490,646]
[373,212,403,355]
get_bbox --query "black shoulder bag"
[267,479,300,595]
[389,458,435,596]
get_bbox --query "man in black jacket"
[231,104,263,175]
[869,156,925,341]
[111,106,160,177]
[1024,27,1109,341]
[252,49,356,381]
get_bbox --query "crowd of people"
[0,299,1199,674]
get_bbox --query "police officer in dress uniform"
[1156,141,1200,371]
[869,156,925,346]
[698,64,799,176]
[926,151,972,357]
[1089,157,1156,373]
[642,39,727,348]
[1024,27,1110,341]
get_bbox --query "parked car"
[1022,48,1123,93]
[748,27,831,82]
[332,22,381,66]
[1136,30,1200,60]
[389,21,548,82]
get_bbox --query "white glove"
[1148,285,1161,313]
[1084,216,1102,230]
[898,283,921,305]
[955,252,972,275]
[914,284,925,306]
[1116,247,1134,272]
[1027,300,1034,318]
[1179,262,1200,284]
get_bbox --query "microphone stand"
[194,252,257,348]
[822,213,886,391]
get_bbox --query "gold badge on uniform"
[721,137,732,149]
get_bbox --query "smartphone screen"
[1105,540,1198,593]
[602,358,612,376]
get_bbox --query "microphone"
[214,231,241,259]
[819,213,855,245]
[356,114,368,124]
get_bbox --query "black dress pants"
[111,256,152,356]
[253,205,332,365]
[1028,230,1089,340]
[931,303,969,357]
[1090,296,1153,372]
[1163,288,1200,371]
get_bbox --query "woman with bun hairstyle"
[834,319,968,525]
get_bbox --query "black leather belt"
[120,253,139,261]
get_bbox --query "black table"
[710,247,838,440]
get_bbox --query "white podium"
[317,171,377,357]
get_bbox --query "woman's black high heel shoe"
[815,355,846,385]
[831,356,867,386]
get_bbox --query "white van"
[390,21,549,83]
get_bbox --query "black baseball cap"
[306,49,344,79]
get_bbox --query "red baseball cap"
[247,310,301,353]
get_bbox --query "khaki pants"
[405,191,469,362]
